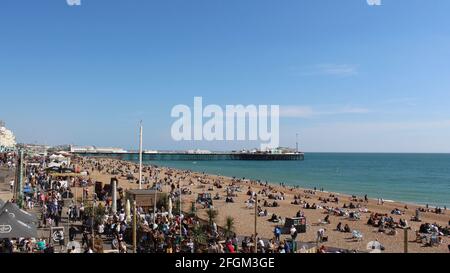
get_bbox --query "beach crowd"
[1,151,450,253]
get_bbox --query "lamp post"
[138,121,143,190]
[254,194,258,254]
[91,199,96,251]
[179,179,182,240]
[15,150,24,208]
[153,170,158,225]
[133,201,137,253]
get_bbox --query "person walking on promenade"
[274,226,281,242]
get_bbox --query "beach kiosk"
[125,189,160,211]
[282,217,307,234]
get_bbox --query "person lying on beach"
[391,208,403,215]
[359,207,370,213]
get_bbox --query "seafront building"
[0,121,16,151]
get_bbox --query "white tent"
[367,241,383,253]
[50,154,65,160]
[48,162,62,168]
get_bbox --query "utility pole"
[133,201,137,253]
[139,121,143,190]
[296,133,299,153]
[254,194,258,254]
[67,193,71,252]
[153,170,158,225]
[91,200,96,252]
[179,179,182,240]
[15,150,24,209]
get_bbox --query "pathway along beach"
[75,156,449,253]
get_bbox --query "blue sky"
[1,0,450,152]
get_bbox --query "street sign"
[50,227,65,243]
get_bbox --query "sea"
[134,153,450,207]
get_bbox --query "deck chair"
[352,230,363,241]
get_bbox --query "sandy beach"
[75,156,449,253]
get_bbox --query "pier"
[74,152,305,161]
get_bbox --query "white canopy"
[50,154,66,160]
[48,162,62,168]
